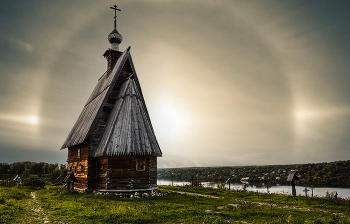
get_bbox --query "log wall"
[94,156,157,190]
[67,142,89,189]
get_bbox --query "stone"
[228,204,241,208]
[205,210,221,215]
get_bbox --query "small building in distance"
[60,6,162,192]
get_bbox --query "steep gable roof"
[61,49,130,149]
[94,76,162,157]
[61,47,162,157]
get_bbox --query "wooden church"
[61,6,162,192]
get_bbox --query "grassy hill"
[1,184,350,223]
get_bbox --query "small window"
[74,166,77,174]
[136,160,145,171]
[78,148,80,157]
[69,166,72,172]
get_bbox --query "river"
[157,179,350,198]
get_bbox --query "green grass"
[160,185,350,212]
[0,187,33,223]
[1,184,350,223]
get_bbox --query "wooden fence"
[0,180,15,187]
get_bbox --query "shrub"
[22,177,45,188]
[0,195,5,204]
[217,182,226,189]
[51,167,61,182]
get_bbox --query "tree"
[60,164,66,170]
[51,167,61,182]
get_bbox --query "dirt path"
[26,191,50,223]
[166,189,347,217]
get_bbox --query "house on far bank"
[60,6,162,192]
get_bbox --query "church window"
[78,148,80,157]
[136,160,145,171]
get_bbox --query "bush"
[217,182,226,189]
[22,177,45,188]
[51,167,61,182]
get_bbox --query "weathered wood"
[61,49,130,149]
[91,156,157,190]
[94,78,161,157]
[63,38,161,192]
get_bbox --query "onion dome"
[108,28,123,51]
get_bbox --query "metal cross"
[265,182,270,194]
[110,5,121,29]
[303,186,310,197]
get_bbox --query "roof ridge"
[61,49,129,149]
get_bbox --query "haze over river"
[158,179,350,198]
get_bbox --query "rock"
[228,204,241,208]
[205,210,221,215]
[178,192,186,195]
[217,206,225,210]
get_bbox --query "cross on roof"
[110,5,121,29]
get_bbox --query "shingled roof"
[94,77,161,157]
[61,47,162,157]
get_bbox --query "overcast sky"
[0,0,349,168]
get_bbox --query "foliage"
[217,182,226,189]
[158,160,350,186]
[190,180,203,187]
[0,161,66,175]
[22,177,45,188]
[51,167,62,182]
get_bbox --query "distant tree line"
[157,160,350,187]
[0,161,68,183]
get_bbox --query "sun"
[27,116,39,125]
[295,111,307,120]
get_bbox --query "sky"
[0,0,350,168]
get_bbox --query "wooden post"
[171,173,174,186]
[266,182,270,194]
[303,186,309,198]
[68,181,74,192]
[190,176,194,187]
[291,178,296,198]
